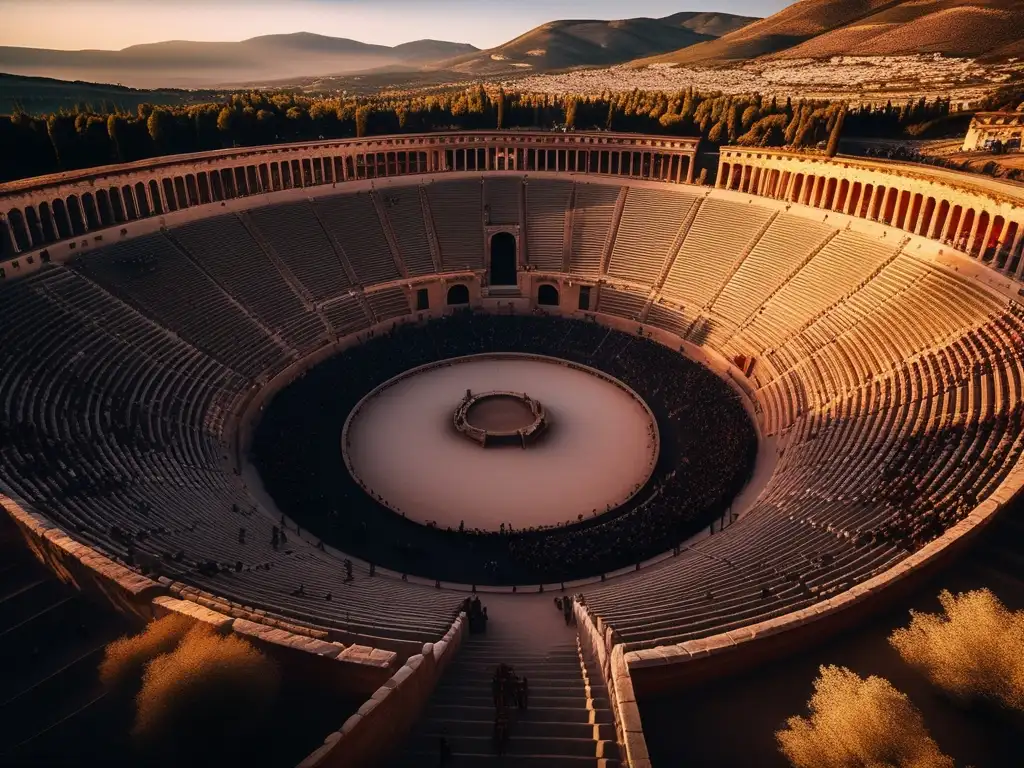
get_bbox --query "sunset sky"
[0,0,788,50]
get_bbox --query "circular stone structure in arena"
[342,354,659,532]
[455,390,548,447]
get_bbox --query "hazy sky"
[0,0,788,50]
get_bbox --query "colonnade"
[719,149,1024,279]
[0,132,698,270]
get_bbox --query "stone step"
[432,693,609,709]
[408,734,616,759]
[446,669,588,683]
[393,750,620,767]
[438,680,590,696]
[428,703,614,725]
[420,719,616,742]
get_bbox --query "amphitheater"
[1,131,1024,767]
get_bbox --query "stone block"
[624,730,651,762]
[152,595,233,633]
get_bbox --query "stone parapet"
[0,492,164,621]
[298,611,468,768]
[575,598,651,768]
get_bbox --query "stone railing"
[298,611,468,768]
[574,598,651,768]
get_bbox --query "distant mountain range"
[0,33,479,89]
[638,0,1024,66]
[3,1,1021,93]
[430,12,758,76]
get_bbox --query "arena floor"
[342,355,658,532]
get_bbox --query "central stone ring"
[454,390,548,448]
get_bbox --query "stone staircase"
[0,515,135,766]
[389,596,621,766]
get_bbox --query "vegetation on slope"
[776,665,954,768]
[0,84,953,184]
[890,589,1024,712]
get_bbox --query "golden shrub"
[890,588,1024,711]
[776,665,953,768]
[99,613,195,692]
[132,625,280,763]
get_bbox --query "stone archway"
[489,231,517,286]
[447,284,470,306]
[537,284,560,307]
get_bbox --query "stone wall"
[1,493,163,622]
[0,492,403,698]
[575,599,651,768]
[151,595,397,697]
[298,611,468,768]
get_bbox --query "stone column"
[1,214,20,255]
[741,165,752,193]
[867,186,881,221]
[942,207,958,243]
[686,154,695,184]
[979,218,997,260]
[44,200,60,235]
[844,185,858,216]
[965,212,984,256]
[1005,227,1024,274]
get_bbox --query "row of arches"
[1,142,696,265]
[719,160,1024,278]
[442,145,693,183]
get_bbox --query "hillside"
[431,13,757,76]
[0,33,478,89]
[0,73,219,115]
[638,0,1024,65]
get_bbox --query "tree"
[826,105,846,157]
[355,106,371,138]
[776,665,954,768]
[100,614,194,694]
[147,108,175,152]
[133,625,280,768]
[496,88,506,129]
[890,588,1024,711]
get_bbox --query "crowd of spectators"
[252,311,758,585]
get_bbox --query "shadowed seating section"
[71,232,288,378]
[0,269,458,647]
[426,179,485,271]
[171,216,328,354]
[483,177,522,225]
[245,202,353,301]
[366,286,411,323]
[313,193,402,286]
[1,176,1022,660]
[380,188,436,277]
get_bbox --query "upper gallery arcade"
[1,130,1023,283]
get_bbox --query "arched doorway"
[447,284,470,306]
[489,232,517,286]
[537,284,559,307]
